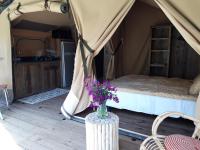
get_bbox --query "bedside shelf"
[150,25,171,76]
[150,64,166,67]
[151,38,169,40]
[151,50,169,52]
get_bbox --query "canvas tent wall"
[0,0,71,102]
[61,0,135,118]
[0,0,200,120]
[12,11,74,28]
[61,0,200,120]
[105,1,200,80]
[104,1,170,80]
[11,10,75,54]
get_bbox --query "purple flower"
[84,77,119,109]
[113,96,119,103]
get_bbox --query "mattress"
[107,75,197,117]
[111,74,197,101]
[106,91,196,117]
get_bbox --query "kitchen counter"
[14,59,61,99]
[13,56,60,63]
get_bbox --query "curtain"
[196,93,200,120]
[104,38,123,80]
[104,25,125,80]
[61,0,135,118]
[0,14,12,89]
[154,0,200,119]
[6,0,65,21]
[105,40,116,80]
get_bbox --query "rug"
[18,88,69,104]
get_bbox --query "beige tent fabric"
[0,14,12,89]
[104,26,124,80]
[104,38,123,80]
[104,40,116,80]
[196,93,200,120]
[154,0,200,55]
[61,0,135,117]
[8,1,64,21]
[114,1,169,78]
[0,0,67,93]
[154,0,200,121]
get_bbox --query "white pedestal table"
[85,112,119,150]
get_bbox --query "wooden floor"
[78,107,195,137]
[111,109,194,137]
[0,95,141,150]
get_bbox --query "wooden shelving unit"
[151,50,169,52]
[151,38,169,40]
[150,25,171,76]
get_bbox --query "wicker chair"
[140,112,200,150]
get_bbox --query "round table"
[85,112,119,150]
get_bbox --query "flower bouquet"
[84,77,119,119]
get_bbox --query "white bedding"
[107,75,197,117]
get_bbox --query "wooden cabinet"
[41,62,60,90]
[169,27,200,79]
[14,64,29,98]
[149,25,200,79]
[11,29,58,57]
[150,25,171,76]
[14,61,60,99]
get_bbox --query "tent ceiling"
[12,11,74,28]
[12,20,59,32]
[0,0,13,13]
[139,0,159,9]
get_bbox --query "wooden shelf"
[150,64,166,67]
[152,26,171,29]
[151,38,169,40]
[150,25,171,76]
[151,50,169,52]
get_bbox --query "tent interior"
[108,1,200,79]
[0,0,198,138]
[90,0,200,117]
[76,0,200,135]
[9,0,200,118]
[10,10,105,100]
[11,10,77,99]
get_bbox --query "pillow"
[189,74,200,95]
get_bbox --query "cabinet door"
[14,62,60,99]
[29,64,42,94]
[169,27,200,79]
[14,64,29,99]
[41,62,60,91]
[41,63,51,91]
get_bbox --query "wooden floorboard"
[78,105,195,137]
[0,96,141,150]
[2,94,194,150]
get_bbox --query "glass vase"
[97,101,108,119]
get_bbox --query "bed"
[106,74,197,117]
